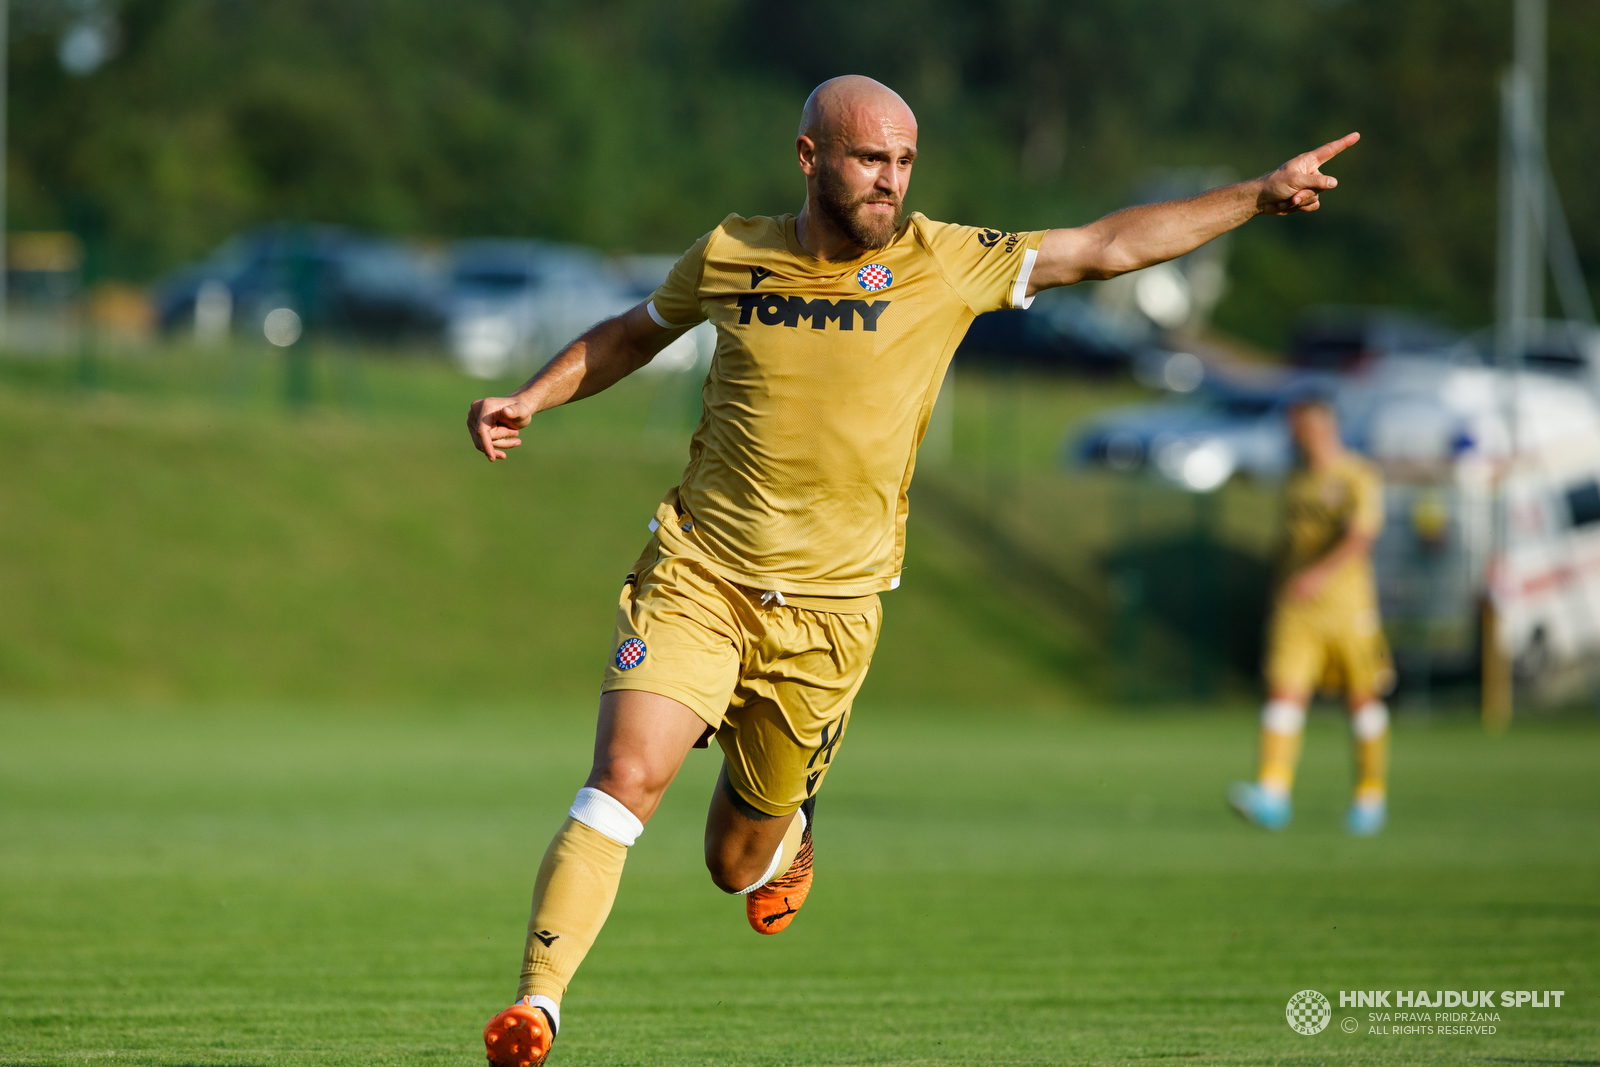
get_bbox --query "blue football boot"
[1345,795,1387,837]
[1228,781,1292,830]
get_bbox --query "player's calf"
[1346,700,1389,836]
[1227,698,1303,830]
[704,769,795,892]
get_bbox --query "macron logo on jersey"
[735,294,891,331]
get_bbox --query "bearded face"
[815,158,903,250]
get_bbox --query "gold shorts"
[1265,598,1394,697]
[600,539,882,817]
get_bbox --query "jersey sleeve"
[646,230,714,328]
[920,220,1048,315]
[1349,463,1385,538]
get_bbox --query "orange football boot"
[746,796,815,935]
[484,999,555,1067]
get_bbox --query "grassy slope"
[0,350,1197,709]
[1,703,1595,1066]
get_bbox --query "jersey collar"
[782,213,914,275]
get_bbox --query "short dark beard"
[815,161,902,251]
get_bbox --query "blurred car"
[155,224,444,344]
[957,288,1169,375]
[445,239,634,378]
[1287,307,1457,371]
[1068,372,1336,491]
[1452,319,1600,390]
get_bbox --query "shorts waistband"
[732,583,881,615]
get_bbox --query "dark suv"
[155,224,444,344]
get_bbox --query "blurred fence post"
[0,0,8,346]
[984,368,1021,555]
[76,303,98,391]
[284,342,312,409]
[1110,478,1147,704]
[1191,487,1221,699]
[922,366,954,466]
[1482,600,1512,732]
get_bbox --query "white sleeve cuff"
[1009,247,1039,310]
[645,300,673,329]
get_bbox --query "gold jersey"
[1278,452,1384,608]
[645,212,1046,595]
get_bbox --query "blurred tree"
[10,0,1599,345]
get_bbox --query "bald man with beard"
[471,75,1357,1066]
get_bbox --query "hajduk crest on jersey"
[856,264,892,291]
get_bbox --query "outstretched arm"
[1026,132,1360,294]
[467,301,687,461]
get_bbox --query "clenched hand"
[468,395,534,461]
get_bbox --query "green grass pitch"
[2,703,1595,1066]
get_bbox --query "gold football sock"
[765,807,808,884]
[1256,699,1306,797]
[1351,701,1390,801]
[518,789,642,1007]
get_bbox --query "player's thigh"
[601,544,744,732]
[1328,608,1393,703]
[717,605,881,817]
[585,688,714,823]
[1264,605,1326,696]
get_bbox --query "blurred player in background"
[1230,394,1393,836]
[467,75,1358,1066]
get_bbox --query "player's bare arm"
[1027,132,1361,293]
[467,302,684,461]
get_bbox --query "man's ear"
[796,134,818,177]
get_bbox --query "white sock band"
[568,786,644,847]
[1262,699,1306,735]
[1352,701,1389,741]
[518,994,561,1034]
[734,806,806,895]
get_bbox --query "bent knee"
[589,758,669,820]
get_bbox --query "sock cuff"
[518,994,561,1034]
[1261,699,1306,735]
[736,845,784,895]
[569,787,644,847]
[1352,701,1389,740]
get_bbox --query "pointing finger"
[1310,131,1360,164]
